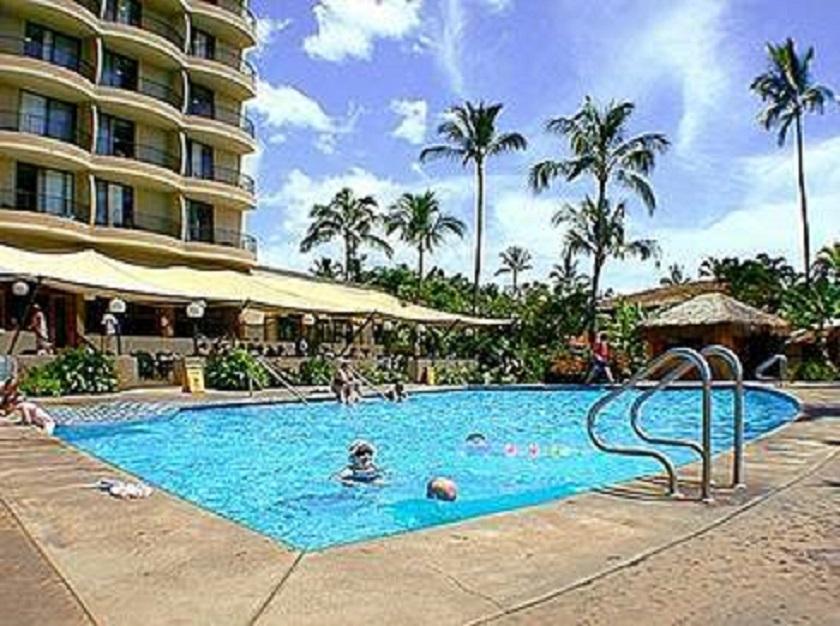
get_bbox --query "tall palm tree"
[751,38,835,282]
[300,187,393,282]
[530,97,669,328]
[549,246,589,291]
[660,263,690,286]
[386,190,466,288]
[420,101,527,311]
[495,246,533,293]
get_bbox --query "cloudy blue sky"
[245,0,839,293]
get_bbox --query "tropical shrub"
[298,357,335,386]
[792,358,838,382]
[205,349,268,391]
[20,347,118,397]
[18,367,63,397]
[606,301,648,378]
[435,362,481,386]
[547,349,589,383]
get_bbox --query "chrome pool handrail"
[257,356,309,405]
[586,347,712,498]
[755,354,788,384]
[629,345,745,491]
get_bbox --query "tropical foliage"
[420,101,527,310]
[750,38,836,279]
[495,246,533,293]
[660,264,690,286]
[386,190,466,287]
[300,188,393,282]
[20,347,117,397]
[530,97,668,328]
[205,349,269,391]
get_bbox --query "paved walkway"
[0,386,838,625]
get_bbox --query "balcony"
[96,141,181,173]
[0,110,90,149]
[187,225,257,255]
[102,8,185,52]
[187,101,255,137]
[72,0,101,14]
[0,188,89,223]
[101,72,182,110]
[190,41,254,77]
[96,212,181,240]
[185,164,255,194]
[0,36,96,82]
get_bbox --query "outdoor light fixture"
[11,280,29,297]
[186,301,205,320]
[465,327,475,337]
[108,298,127,315]
[301,313,316,326]
[382,320,394,332]
[186,301,206,356]
[417,324,427,334]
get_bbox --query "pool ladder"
[586,345,745,502]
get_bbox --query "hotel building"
[0,0,258,351]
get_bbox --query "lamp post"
[186,300,206,356]
[108,297,126,355]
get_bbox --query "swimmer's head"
[426,477,458,502]
[465,432,487,445]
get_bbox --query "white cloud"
[303,0,424,62]
[254,17,291,57]
[249,80,358,153]
[390,99,428,145]
[437,0,467,96]
[590,0,730,155]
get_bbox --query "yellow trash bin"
[425,366,437,386]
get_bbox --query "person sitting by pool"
[0,377,55,435]
[426,477,458,502]
[585,332,615,384]
[331,360,355,404]
[385,381,408,403]
[337,440,382,485]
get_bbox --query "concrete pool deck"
[0,386,838,625]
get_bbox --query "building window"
[185,139,214,179]
[97,113,135,158]
[102,49,138,90]
[19,91,77,143]
[16,163,74,217]
[104,0,142,26]
[188,82,215,118]
[95,179,134,228]
[190,28,216,60]
[24,22,82,73]
[187,200,214,243]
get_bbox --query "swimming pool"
[57,387,798,550]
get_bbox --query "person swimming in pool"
[336,440,383,485]
[465,432,491,455]
[385,381,408,403]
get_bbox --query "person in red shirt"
[585,332,615,384]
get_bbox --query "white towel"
[96,478,153,499]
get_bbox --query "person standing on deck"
[28,304,51,355]
[585,332,615,384]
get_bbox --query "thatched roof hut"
[641,293,789,333]
[599,281,728,312]
[640,293,789,375]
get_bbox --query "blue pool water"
[57,388,798,550]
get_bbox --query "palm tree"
[660,263,690,286]
[530,97,669,327]
[310,257,343,280]
[300,188,393,282]
[750,38,835,282]
[555,197,659,314]
[495,246,533,293]
[813,242,840,282]
[386,191,466,288]
[549,246,589,291]
[420,101,527,311]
